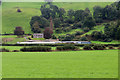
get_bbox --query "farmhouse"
[33,33,44,38]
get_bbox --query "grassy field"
[2,2,112,34]
[1,35,17,38]
[91,40,120,44]
[2,50,118,78]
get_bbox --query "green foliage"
[83,45,92,50]
[54,18,61,28]
[40,3,66,19]
[14,27,24,36]
[44,27,53,39]
[83,17,96,29]
[20,46,51,52]
[30,16,49,33]
[103,5,118,20]
[93,44,106,50]
[79,36,88,41]
[104,22,120,40]
[108,46,114,49]
[0,48,10,52]
[93,6,103,23]
[56,44,78,51]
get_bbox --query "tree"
[103,5,117,20]
[32,21,41,33]
[68,9,75,18]
[44,27,53,39]
[30,16,49,28]
[40,3,65,19]
[93,6,103,23]
[54,18,61,28]
[58,8,66,19]
[83,17,96,29]
[104,22,120,40]
[74,10,84,22]
[30,16,49,33]
[14,27,24,37]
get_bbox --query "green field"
[91,40,120,44]
[2,2,112,34]
[2,50,118,78]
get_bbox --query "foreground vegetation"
[2,50,118,78]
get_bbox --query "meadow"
[2,2,112,34]
[2,50,118,78]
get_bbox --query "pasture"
[2,2,112,34]
[2,50,118,78]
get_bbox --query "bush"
[17,9,22,12]
[56,46,64,51]
[93,45,106,50]
[83,27,90,32]
[20,46,51,52]
[118,46,120,49]
[56,44,78,51]
[75,31,84,36]
[12,50,19,52]
[83,45,92,50]
[108,46,114,49]
[0,48,10,52]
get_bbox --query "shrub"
[56,46,64,51]
[12,50,19,52]
[56,44,78,51]
[93,45,106,50]
[83,27,90,32]
[108,46,114,49]
[83,45,92,50]
[75,31,84,36]
[17,9,22,12]
[118,46,120,49]
[80,36,88,41]
[0,48,10,52]
[20,46,51,52]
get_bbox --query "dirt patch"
[2,38,14,43]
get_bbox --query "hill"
[2,2,112,34]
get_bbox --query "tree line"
[30,1,120,41]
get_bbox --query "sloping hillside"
[2,2,112,34]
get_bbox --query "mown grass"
[1,35,17,38]
[2,50,118,78]
[2,2,112,34]
[91,40,120,44]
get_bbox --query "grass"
[82,24,105,36]
[2,50,118,78]
[1,35,17,38]
[91,40,120,44]
[2,2,112,34]
[3,38,26,44]
[54,28,83,36]
[31,38,45,40]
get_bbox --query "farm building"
[33,33,44,38]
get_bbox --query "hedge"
[56,44,78,51]
[83,45,92,50]
[20,46,51,52]
[93,45,106,50]
[0,48,10,52]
